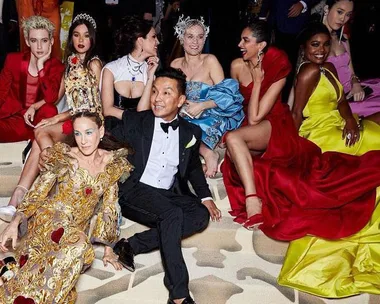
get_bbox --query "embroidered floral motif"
[70,55,79,66]
[85,186,93,196]
[186,81,202,100]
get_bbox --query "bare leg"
[200,143,220,178]
[226,121,272,218]
[0,123,70,222]
[7,140,41,207]
[34,122,68,150]
[7,123,68,208]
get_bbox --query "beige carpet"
[0,143,379,303]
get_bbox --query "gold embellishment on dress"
[0,143,133,302]
[65,54,103,120]
[84,186,93,196]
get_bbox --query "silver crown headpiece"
[174,15,210,42]
[72,13,97,30]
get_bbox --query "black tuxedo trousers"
[119,182,210,299]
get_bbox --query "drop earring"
[254,50,264,68]
[339,25,344,44]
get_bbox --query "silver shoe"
[0,205,17,222]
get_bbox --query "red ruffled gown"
[221,47,380,241]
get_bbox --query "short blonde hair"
[22,16,55,39]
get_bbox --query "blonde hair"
[174,15,210,45]
[22,16,55,40]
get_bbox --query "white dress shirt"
[140,117,179,189]
[300,1,308,13]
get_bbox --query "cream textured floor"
[0,143,379,303]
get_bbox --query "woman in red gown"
[221,20,380,241]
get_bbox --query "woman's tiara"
[174,15,210,42]
[72,13,97,30]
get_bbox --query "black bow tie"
[160,119,180,133]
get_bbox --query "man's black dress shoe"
[167,296,196,304]
[113,238,135,272]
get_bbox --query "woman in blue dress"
[170,16,245,177]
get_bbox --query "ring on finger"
[346,133,352,140]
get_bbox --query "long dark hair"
[71,111,132,153]
[113,15,153,59]
[311,0,355,42]
[64,14,98,69]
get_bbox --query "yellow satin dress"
[299,67,380,155]
[278,67,380,297]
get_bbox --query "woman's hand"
[247,61,264,84]
[184,101,205,118]
[103,246,123,271]
[343,117,360,147]
[34,116,60,129]
[38,147,51,171]
[23,106,36,128]
[146,56,160,79]
[0,223,19,252]
[347,83,365,102]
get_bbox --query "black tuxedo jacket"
[107,110,212,200]
[1,0,17,27]
[260,0,319,35]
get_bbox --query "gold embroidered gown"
[0,143,132,304]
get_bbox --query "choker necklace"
[126,54,145,81]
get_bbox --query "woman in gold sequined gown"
[279,22,380,297]
[0,112,133,304]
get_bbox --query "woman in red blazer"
[0,15,64,143]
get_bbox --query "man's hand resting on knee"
[202,200,222,222]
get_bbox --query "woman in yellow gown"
[0,112,133,303]
[278,22,380,297]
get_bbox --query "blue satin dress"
[183,79,245,149]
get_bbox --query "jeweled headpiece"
[72,13,97,30]
[174,15,210,43]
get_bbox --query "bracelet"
[350,74,360,83]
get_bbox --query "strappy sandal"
[243,194,263,230]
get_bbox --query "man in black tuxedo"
[108,68,221,304]
[0,0,18,70]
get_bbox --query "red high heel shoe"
[243,194,263,231]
